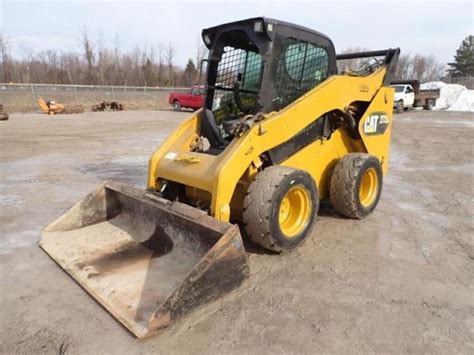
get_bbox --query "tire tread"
[243,166,301,252]
[330,153,378,219]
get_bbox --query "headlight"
[203,34,211,46]
[254,20,263,33]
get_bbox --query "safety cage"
[199,18,338,146]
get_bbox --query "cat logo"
[363,112,389,135]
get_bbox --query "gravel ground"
[0,109,473,354]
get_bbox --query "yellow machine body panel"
[279,129,352,198]
[357,86,394,175]
[148,67,394,222]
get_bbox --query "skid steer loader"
[40,17,399,337]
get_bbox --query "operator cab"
[200,17,337,149]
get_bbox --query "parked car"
[168,86,205,111]
[390,80,440,113]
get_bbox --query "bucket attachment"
[40,181,249,338]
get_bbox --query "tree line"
[0,32,207,87]
[0,32,472,87]
[337,47,446,82]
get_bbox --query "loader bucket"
[40,181,249,338]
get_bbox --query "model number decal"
[363,112,389,135]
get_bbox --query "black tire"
[243,166,318,252]
[395,100,404,114]
[0,113,8,121]
[330,153,383,219]
[423,99,434,110]
[173,101,181,111]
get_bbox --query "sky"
[1,0,473,67]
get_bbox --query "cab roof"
[202,17,334,49]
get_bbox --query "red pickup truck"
[168,86,205,111]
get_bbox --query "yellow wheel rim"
[278,185,312,238]
[359,167,379,208]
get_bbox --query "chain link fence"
[0,83,188,112]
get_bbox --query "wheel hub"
[278,186,311,238]
[359,167,378,208]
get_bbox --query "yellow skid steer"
[41,17,399,338]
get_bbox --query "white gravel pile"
[420,81,474,112]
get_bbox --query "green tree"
[183,59,197,86]
[448,35,474,77]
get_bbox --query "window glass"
[212,46,263,120]
[274,39,329,109]
[393,85,404,93]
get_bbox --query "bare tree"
[394,53,444,81]
[422,55,445,82]
[96,31,106,85]
[338,47,445,83]
[195,34,208,84]
[0,30,188,86]
[112,33,121,85]
[166,43,175,86]
[157,44,164,85]
[81,29,95,85]
[140,44,148,86]
[411,54,428,81]
[0,33,11,82]
[19,43,34,83]
[4,31,446,87]
[45,50,59,83]
[395,53,411,80]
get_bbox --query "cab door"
[181,89,192,107]
[404,86,415,107]
[190,87,203,108]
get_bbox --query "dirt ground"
[1,109,473,354]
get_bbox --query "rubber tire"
[395,100,404,114]
[423,100,434,110]
[173,101,181,111]
[243,166,318,252]
[330,153,383,219]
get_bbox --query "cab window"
[274,39,329,110]
[393,85,404,93]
